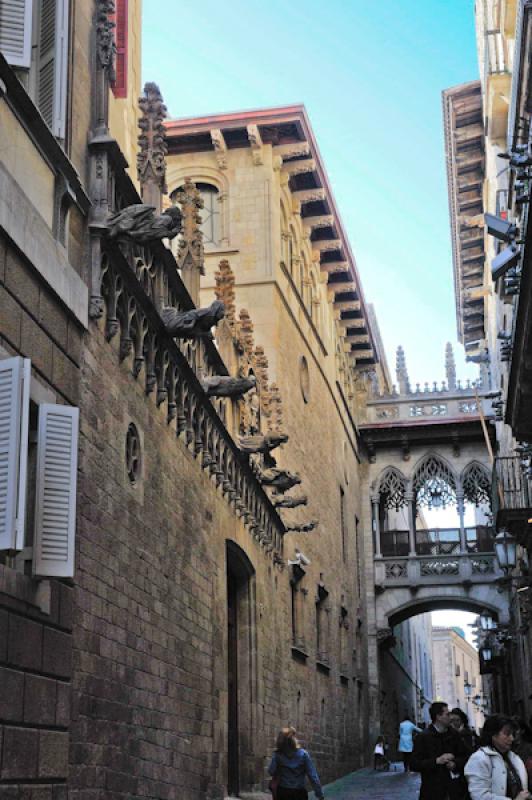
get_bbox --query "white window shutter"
[52,0,68,140]
[0,0,33,68]
[37,0,68,138]
[33,404,79,578]
[0,357,30,552]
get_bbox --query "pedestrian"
[450,707,480,754]
[410,701,470,800]
[464,714,530,800]
[268,726,324,800]
[399,714,422,773]
[513,718,532,785]
[374,735,390,771]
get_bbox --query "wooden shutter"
[0,357,30,552]
[37,0,68,139]
[112,0,128,98]
[0,0,33,68]
[33,404,79,578]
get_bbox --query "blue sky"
[142,0,480,387]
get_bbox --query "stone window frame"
[167,165,230,251]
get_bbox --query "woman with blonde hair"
[268,727,324,800]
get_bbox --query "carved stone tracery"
[138,82,168,203]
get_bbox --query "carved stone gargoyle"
[285,520,319,533]
[274,494,308,509]
[161,300,225,339]
[202,375,256,398]
[238,432,289,455]
[105,204,182,243]
[259,469,301,493]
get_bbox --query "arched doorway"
[226,541,256,796]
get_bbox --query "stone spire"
[214,260,236,328]
[445,342,457,390]
[174,178,204,304]
[395,345,410,394]
[137,82,168,212]
[238,309,254,356]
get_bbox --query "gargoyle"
[274,494,308,509]
[239,432,289,455]
[202,375,256,398]
[285,520,319,533]
[259,469,301,493]
[161,300,225,338]
[105,204,182,243]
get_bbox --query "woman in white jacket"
[465,715,530,800]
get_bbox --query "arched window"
[196,183,221,247]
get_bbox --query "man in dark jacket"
[411,701,470,800]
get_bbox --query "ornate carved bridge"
[359,347,511,631]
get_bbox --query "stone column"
[457,491,467,553]
[406,491,416,556]
[371,495,382,557]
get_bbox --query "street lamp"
[479,610,494,631]
[464,681,472,698]
[494,529,517,573]
[481,644,493,662]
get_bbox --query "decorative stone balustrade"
[91,145,285,557]
[366,388,493,424]
[375,552,502,589]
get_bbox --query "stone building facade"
[0,3,384,798]
[443,0,532,721]
[432,627,485,732]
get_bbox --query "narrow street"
[322,765,420,800]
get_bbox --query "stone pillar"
[406,491,416,556]
[137,82,168,215]
[175,179,204,306]
[457,491,467,553]
[371,495,382,557]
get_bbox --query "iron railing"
[380,526,495,558]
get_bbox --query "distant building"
[433,627,485,731]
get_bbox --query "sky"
[142,0,481,388]
[142,1,484,640]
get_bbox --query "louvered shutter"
[0,357,30,552]
[37,0,68,139]
[113,0,128,98]
[33,404,79,578]
[0,0,33,68]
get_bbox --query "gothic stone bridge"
[359,375,510,631]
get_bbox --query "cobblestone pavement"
[322,764,420,800]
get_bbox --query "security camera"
[485,213,518,242]
[492,244,521,281]
[287,548,311,567]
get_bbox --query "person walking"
[399,714,422,772]
[514,719,532,786]
[374,735,390,771]
[464,715,530,800]
[268,727,324,800]
[450,707,480,754]
[410,701,470,800]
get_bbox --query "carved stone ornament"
[285,520,319,533]
[137,82,168,193]
[259,469,302,492]
[160,300,225,339]
[274,494,308,509]
[105,204,182,243]
[174,178,204,274]
[238,432,289,455]
[96,0,117,78]
[201,375,257,399]
[215,260,236,327]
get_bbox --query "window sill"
[291,644,309,662]
[316,659,331,674]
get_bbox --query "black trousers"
[277,787,308,800]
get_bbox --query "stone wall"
[0,230,79,796]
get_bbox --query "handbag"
[268,774,280,799]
